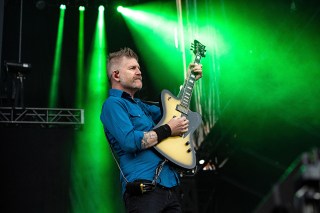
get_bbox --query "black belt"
[125,179,179,196]
[134,179,177,190]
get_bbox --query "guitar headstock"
[191,40,206,58]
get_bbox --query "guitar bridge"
[176,104,188,115]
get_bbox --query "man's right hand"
[167,117,189,136]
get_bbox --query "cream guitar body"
[154,89,202,169]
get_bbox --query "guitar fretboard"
[180,73,196,108]
[180,54,202,108]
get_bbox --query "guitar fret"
[183,99,189,103]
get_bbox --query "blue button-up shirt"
[100,89,179,195]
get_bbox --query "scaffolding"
[0,107,84,127]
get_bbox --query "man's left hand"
[188,63,203,80]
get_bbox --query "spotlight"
[35,0,47,10]
[60,4,66,10]
[79,6,85,11]
[98,5,104,12]
[117,6,124,12]
[5,61,32,75]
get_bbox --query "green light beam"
[49,6,65,108]
[118,2,184,93]
[60,4,66,10]
[76,8,85,108]
[71,7,122,213]
[119,1,221,143]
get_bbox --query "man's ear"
[113,70,120,81]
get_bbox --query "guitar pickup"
[176,104,188,115]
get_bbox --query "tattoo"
[141,131,158,149]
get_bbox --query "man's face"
[118,57,142,92]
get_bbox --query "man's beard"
[122,79,142,91]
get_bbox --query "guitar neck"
[179,54,202,108]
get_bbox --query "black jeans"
[124,185,182,213]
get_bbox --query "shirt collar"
[109,89,135,101]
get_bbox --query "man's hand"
[188,63,203,80]
[141,117,189,149]
[167,116,189,136]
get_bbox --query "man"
[100,47,202,212]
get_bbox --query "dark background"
[1,0,320,213]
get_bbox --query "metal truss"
[0,107,84,127]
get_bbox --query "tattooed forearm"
[141,131,158,149]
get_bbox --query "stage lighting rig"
[5,61,31,75]
[34,0,109,10]
[35,0,47,10]
[4,61,32,107]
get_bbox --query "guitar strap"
[106,140,129,183]
[152,159,168,185]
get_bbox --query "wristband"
[153,124,172,142]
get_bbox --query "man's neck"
[112,86,136,99]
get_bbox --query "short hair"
[107,47,139,84]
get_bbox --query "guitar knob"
[185,141,190,146]
[187,148,192,153]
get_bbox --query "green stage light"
[98,5,104,12]
[119,1,221,142]
[79,6,85,11]
[60,4,66,10]
[71,5,123,213]
[76,6,85,108]
[49,5,65,108]
[118,2,184,92]
[117,5,124,13]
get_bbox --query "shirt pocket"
[127,108,151,131]
[128,110,142,127]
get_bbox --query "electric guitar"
[154,40,206,169]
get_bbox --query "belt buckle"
[140,182,156,193]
